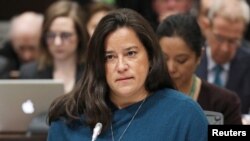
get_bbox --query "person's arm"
[223,91,242,124]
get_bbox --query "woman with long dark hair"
[157,14,242,124]
[48,8,208,141]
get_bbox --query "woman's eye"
[177,59,187,64]
[105,55,115,61]
[127,51,137,57]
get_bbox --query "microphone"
[91,122,103,141]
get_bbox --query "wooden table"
[0,132,47,141]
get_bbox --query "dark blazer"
[19,61,84,82]
[0,41,20,70]
[0,56,9,78]
[198,80,242,124]
[242,40,250,53]
[0,41,21,78]
[196,47,250,114]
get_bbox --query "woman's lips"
[116,77,133,82]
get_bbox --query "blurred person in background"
[196,0,250,114]
[86,2,115,37]
[115,0,194,30]
[195,0,215,37]
[194,0,250,52]
[115,0,159,30]
[20,0,89,93]
[157,14,242,124]
[0,12,43,78]
[152,0,193,22]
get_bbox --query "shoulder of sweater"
[154,88,192,102]
[153,88,203,111]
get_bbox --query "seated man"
[0,12,43,78]
[195,0,250,114]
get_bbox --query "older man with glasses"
[196,0,250,114]
[0,12,43,78]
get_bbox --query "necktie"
[213,65,223,87]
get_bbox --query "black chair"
[27,112,49,136]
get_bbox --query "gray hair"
[208,0,250,24]
[9,11,44,37]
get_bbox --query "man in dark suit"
[196,0,250,114]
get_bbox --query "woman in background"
[20,0,89,93]
[157,14,242,124]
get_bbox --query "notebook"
[0,79,64,133]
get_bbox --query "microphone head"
[92,122,103,141]
[96,122,102,128]
[94,122,103,135]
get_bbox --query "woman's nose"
[116,57,128,73]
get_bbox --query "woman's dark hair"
[39,0,89,69]
[48,8,174,131]
[156,14,205,57]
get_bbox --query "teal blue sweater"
[47,88,208,141]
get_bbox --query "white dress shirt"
[206,47,230,87]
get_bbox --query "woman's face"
[46,17,78,61]
[105,27,150,102]
[159,36,200,89]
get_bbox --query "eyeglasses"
[46,31,75,45]
[211,32,241,47]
